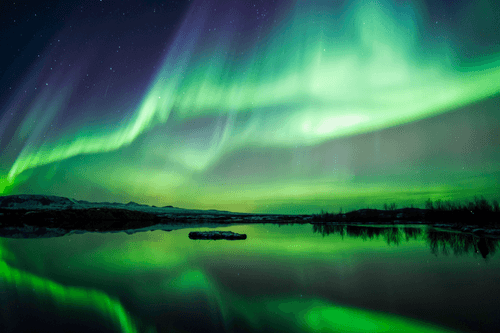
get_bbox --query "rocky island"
[188,231,247,240]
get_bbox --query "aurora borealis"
[1,0,499,213]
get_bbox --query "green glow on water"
[159,270,457,333]
[267,299,456,333]
[2,224,491,332]
[0,240,150,333]
[169,269,211,292]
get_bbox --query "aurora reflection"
[3,224,487,332]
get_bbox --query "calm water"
[1,224,499,333]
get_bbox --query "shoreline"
[1,194,499,238]
[1,207,500,239]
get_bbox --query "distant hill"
[0,194,305,238]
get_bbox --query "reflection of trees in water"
[312,225,417,245]
[312,224,499,259]
[403,227,421,241]
[426,229,497,259]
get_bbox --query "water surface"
[1,224,499,332]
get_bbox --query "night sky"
[1,0,499,214]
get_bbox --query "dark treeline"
[312,196,500,227]
[312,224,499,259]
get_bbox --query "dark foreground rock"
[189,231,247,240]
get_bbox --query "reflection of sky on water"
[1,224,499,332]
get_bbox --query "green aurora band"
[1,0,499,212]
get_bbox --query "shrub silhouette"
[314,196,499,227]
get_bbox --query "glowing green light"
[0,240,150,333]
[1,225,472,332]
[302,300,455,333]
[242,298,458,333]
[5,0,500,184]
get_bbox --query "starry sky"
[1,0,499,214]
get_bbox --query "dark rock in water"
[189,231,247,240]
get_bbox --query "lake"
[1,224,499,332]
